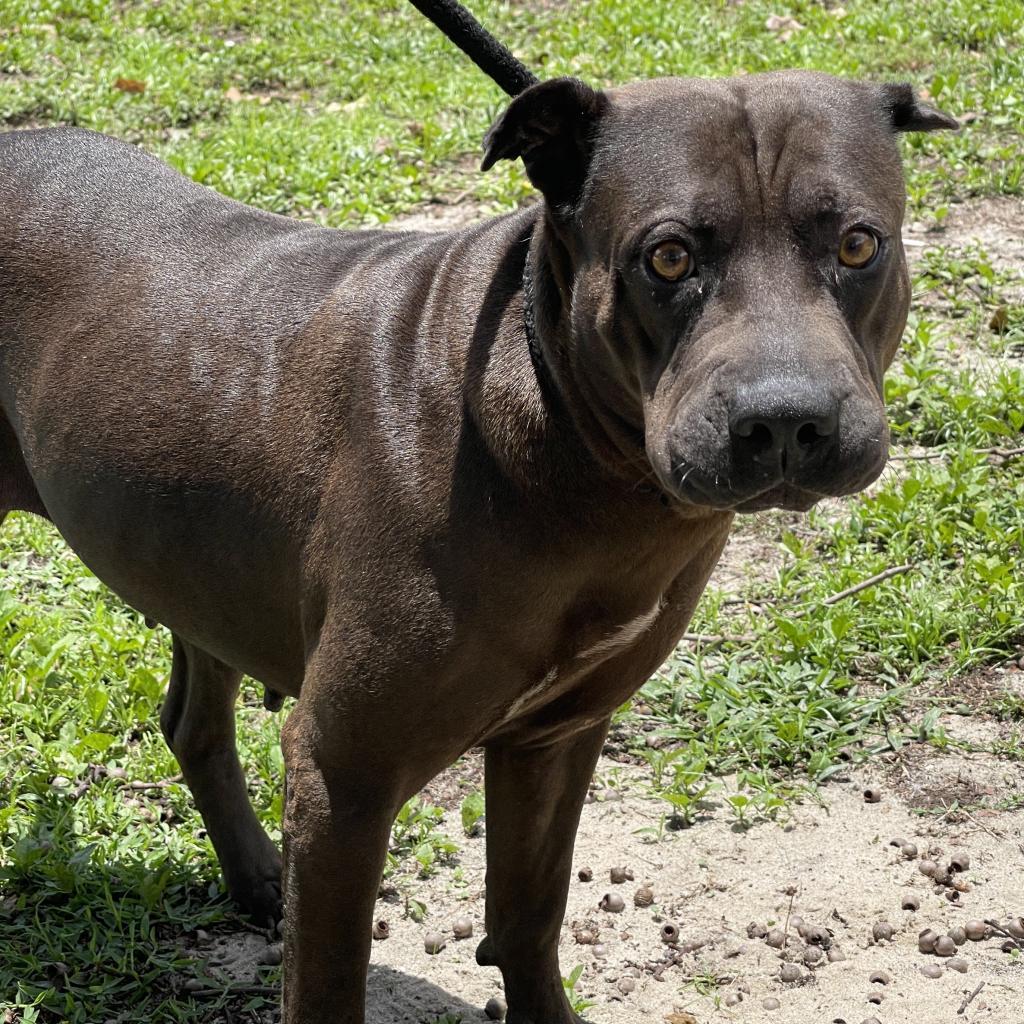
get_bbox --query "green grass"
[2,0,1023,1020]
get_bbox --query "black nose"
[729,379,839,475]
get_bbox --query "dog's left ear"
[880,83,959,132]
[481,77,609,213]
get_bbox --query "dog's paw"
[230,867,283,926]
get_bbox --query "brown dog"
[0,71,954,1022]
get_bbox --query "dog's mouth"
[668,466,824,513]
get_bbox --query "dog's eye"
[649,241,692,282]
[838,228,878,269]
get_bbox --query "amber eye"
[838,228,879,269]
[649,241,692,281]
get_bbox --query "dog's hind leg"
[475,718,610,1024]
[160,634,282,923]
[0,411,49,521]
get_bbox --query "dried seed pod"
[949,852,970,873]
[947,957,968,974]
[599,893,625,913]
[723,992,742,1007]
[920,963,942,979]
[863,787,882,803]
[660,922,680,945]
[803,946,824,967]
[592,943,608,958]
[575,928,595,945]
[804,925,832,948]
[1007,917,1024,940]
[633,886,654,908]
[617,977,636,995]
[747,921,767,939]
[827,946,846,963]
[949,926,966,946]
[945,889,960,903]
[861,1018,882,1024]
[765,928,787,949]
[372,919,390,941]
[763,997,781,1011]
[888,837,906,848]
[934,935,956,957]
[901,895,920,911]
[918,929,939,954]
[609,866,633,884]
[901,843,918,860]
[869,970,891,985]
[871,922,894,943]
[965,920,989,941]
[933,869,953,888]
[1001,939,1017,953]
[424,932,446,955]
[790,915,806,934]
[779,963,802,983]
[866,991,884,1005]
[951,876,971,894]
[485,996,507,1021]
[919,859,938,877]
[578,866,593,882]
[452,916,473,940]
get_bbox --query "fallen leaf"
[665,1013,698,1024]
[113,77,146,94]
[990,305,1010,333]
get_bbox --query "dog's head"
[483,72,957,512]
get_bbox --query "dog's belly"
[27,453,307,690]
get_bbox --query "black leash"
[405,0,538,97]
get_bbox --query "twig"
[184,984,279,998]
[984,918,1024,950]
[812,563,913,610]
[957,980,985,1015]
[224,911,277,940]
[681,631,755,646]
[121,774,183,791]
[782,887,797,948]
[889,445,1024,463]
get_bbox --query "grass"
[1,0,1023,1020]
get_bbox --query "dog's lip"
[665,464,824,513]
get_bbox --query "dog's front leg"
[280,692,399,1024]
[476,719,609,1024]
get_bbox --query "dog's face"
[484,72,956,512]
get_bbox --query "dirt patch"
[383,200,493,233]
[188,746,1023,1024]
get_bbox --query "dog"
[0,58,955,1024]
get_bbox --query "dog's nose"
[729,379,839,475]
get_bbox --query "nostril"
[796,422,821,447]
[747,422,775,455]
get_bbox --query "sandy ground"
[183,196,1024,1022]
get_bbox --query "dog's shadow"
[367,964,492,1024]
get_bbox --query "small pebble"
[901,842,918,860]
[790,915,806,933]
[747,921,767,939]
[763,997,781,1011]
[803,946,823,967]
[485,996,507,1021]
[934,935,956,957]
[609,866,634,884]
[827,946,846,963]
[183,978,205,992]
[424,932,446,955]
[766,928,787,949]
[918,929,938,954]
[592,943,608,958]
[920,963,942,979]
[919,859,938,877]
[1007,918,1024,940]
[617,977,636,995]
[947,958,969,974]
[779,964,802,983]
[575,929,595,945]
[723,992,742,1007]
[871,922,894,942]
[949,926,966,946]
[453,916,473,940]
[258,943,282,967]
[965,920,988,941]
[578,867,594,882]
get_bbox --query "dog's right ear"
[481,77,608,214]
